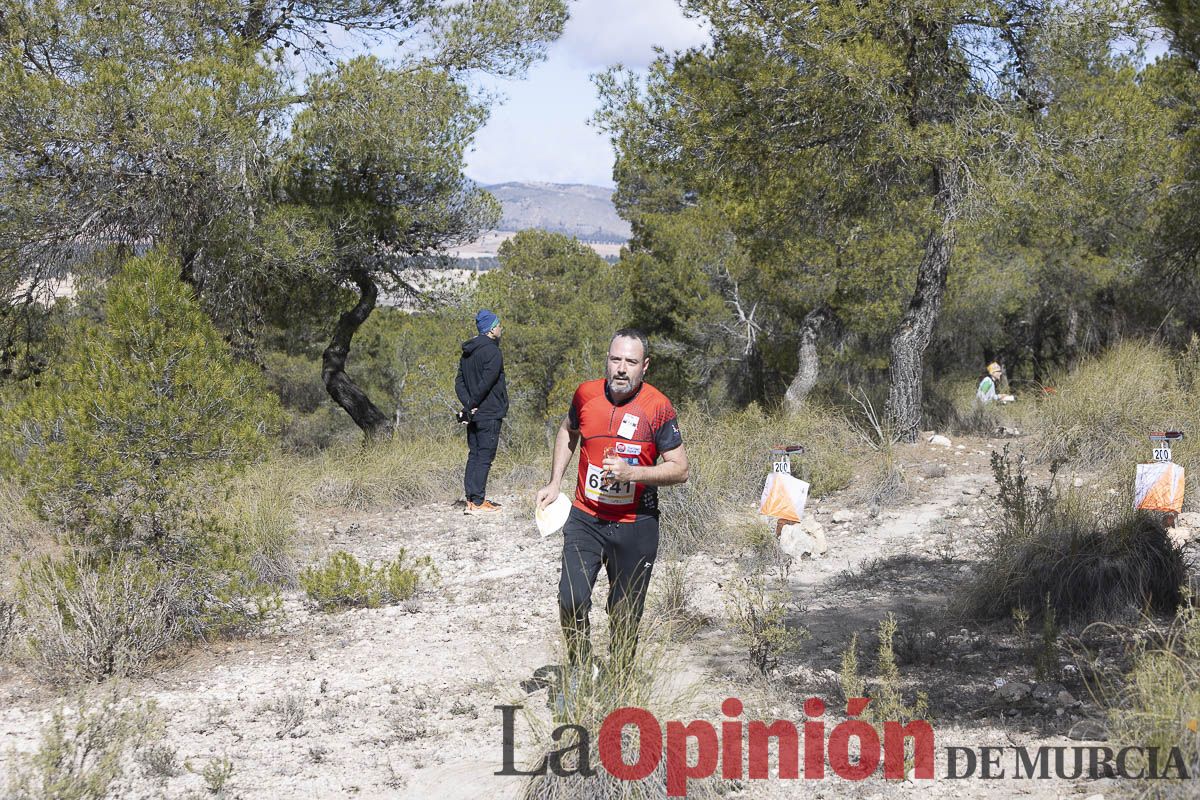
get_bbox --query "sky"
[460,0,709,188]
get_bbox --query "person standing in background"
[456,310,508,515]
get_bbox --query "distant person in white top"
[976,362,1010,404]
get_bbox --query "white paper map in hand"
[535,492,571,537]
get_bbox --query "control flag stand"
[760,445,809,536]
[1135,431,1185,527]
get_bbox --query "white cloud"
[453,0,711,185]
[558,0,708,69]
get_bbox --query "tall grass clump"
[1109,602,1200,795]
[847,390,908,509]
[518,614,722,800]
[293,433,464,510]
[658,404,856,558]
[0,253,284,682]
[959,447,1184,625]
[1035,340,1200,471]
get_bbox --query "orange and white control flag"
[1133,462,1185,513]
[759,472,811,522]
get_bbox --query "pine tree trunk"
[323,267,392,441]
[1065,304,1080,371]
[783,304,833,414]
[885,166,958,442]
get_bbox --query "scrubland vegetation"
[2,0,1200,796]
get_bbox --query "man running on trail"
[535,329,689,678]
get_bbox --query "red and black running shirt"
[567,379,683,522]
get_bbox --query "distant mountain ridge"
[484,181,631,244]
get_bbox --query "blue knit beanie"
[476,309,499,335]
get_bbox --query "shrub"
[959,448,1184,625]
[0,251,282,554]
[870,614,930,726]
[0,255,287,681]
[187,756,234,796]
[4,691,160,800]
[839,617,928,725]
[520,615,721,800]
[14,554,192,683]
[1110,603,1200,796]
[15,544,280,683]
[299,550,436,611]
[724,572,806,674]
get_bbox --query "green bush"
[0,251,282,554]
[839,617,928,725]
[0,254,287,681]
[724,572,806,674]
[4,691,160,800]
[300,550,436,611]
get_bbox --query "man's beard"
[607,374,641,396]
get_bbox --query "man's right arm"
[536,415,580,509]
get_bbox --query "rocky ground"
[0,434,1184,799]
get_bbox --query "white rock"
[1178,512,1200,528]
[832,509,855,524]
[996,681,1031,702]
[1073,477,1084,488]
[779,525,817,559]
[799,517,828,555]
[928,434,952,447]
[1169,527,1191,548]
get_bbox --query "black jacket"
[455,334,508,421]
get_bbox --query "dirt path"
[0,436,1130,798]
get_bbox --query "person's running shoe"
[465,500,502,515]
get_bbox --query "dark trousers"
[558,507,659,672]
[464,418,501,504]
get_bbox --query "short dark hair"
[611,328,649,359]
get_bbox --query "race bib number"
[584,463,635,505]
